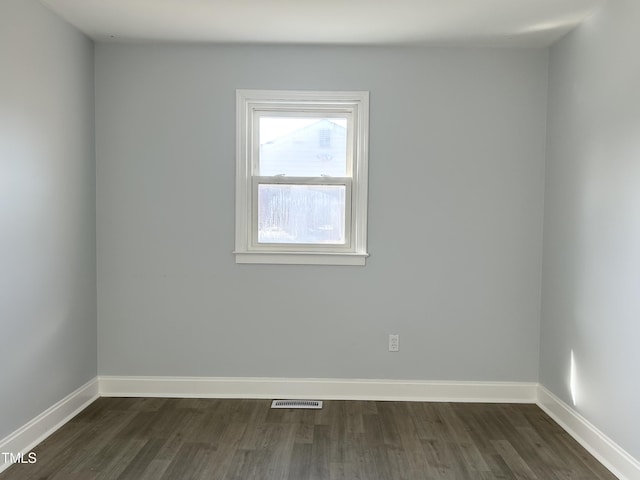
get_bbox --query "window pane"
[259,117,348,177]
[258,184,346,244]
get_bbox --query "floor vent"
[271,400,323,409]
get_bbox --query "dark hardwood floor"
[0,398,617,479]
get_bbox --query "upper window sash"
[251,110,354,178]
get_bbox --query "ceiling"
[40,0,604,47]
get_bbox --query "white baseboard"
[0,377,99,474]
[3,377,638,480]
[537,385,640,480]
[98,375,537,403]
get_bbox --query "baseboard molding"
[537,385,640,480]
[3,377,637,480]
[98,375,537,403]
[0,377,99,474]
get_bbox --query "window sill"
[234,251,368,266]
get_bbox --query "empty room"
[1,0,639,478]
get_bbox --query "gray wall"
[0,0,96,439]
[96,45,547,381]
[541,0,640,461]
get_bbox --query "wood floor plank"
[262,424,297,480]
[115,437,166,480]
[159,441,215,480]
[491,439,540,480]
[309,424,331,480]
[0,399,620,480]
[287,443,312,480]
[294,410,315,445]
[199,421,247,480]
[341,431,365,480]
[328,403,348,465]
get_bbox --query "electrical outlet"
[389,334,399,352]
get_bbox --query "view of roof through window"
[259,117,347,144]
[259,117,348,177]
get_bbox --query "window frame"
[235,89,369,266]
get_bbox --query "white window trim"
[234,89,369,266]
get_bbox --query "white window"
[235,89,369,265]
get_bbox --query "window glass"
[259,117,348,177]
[257,184,346,244]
